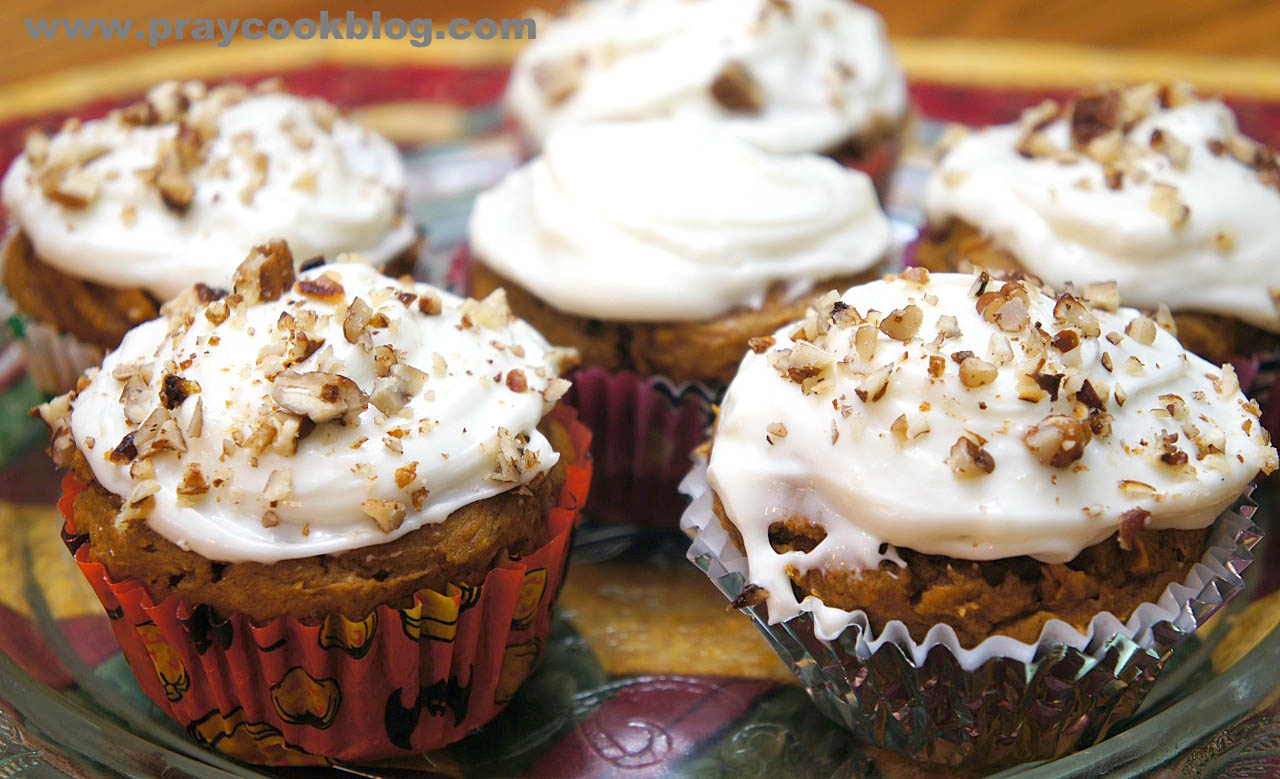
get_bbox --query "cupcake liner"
[10,317,102,396]
[567,368,717,528]
[679,457,1262,768]
[57,405,592,766]
[831,133,902,203]
[448,245,716,528]
[1231,348,1280,442]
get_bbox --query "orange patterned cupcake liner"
[58,404,591,766]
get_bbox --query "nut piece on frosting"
[706,269,1276,622]
[34,241,577,561]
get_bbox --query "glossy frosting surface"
[506,0,907,154]
[469,120,892,321]
[707,271,1276,622]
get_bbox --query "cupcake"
[467,119,893,525]
[919,82,1280,368]
[505,0,908,194]
[682,268,1276,766]
[34,242,590,764]
[3,79,417,393]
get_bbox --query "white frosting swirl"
[468,120,892,321]
[3,82,414,301]
[707,272,1276,624]
[67,260,570,563]
[506,0,908,155]
[926,88,1280,332]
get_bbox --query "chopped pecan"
[176,463,210,505]
[958,356,998,388]
[271,371,367,424]
[233,240,296,304]
[1070,90,1120,148]
[710,62,763,113]
[879,305,923,341]
[947,435,995,478]
[343,297,373,344]
[1126,315,1158,345]
[1023,414,1091,467]
[296,274,346,303]
[1117,508,1152,552]
[362,499,407,533]
[159,374,201,410]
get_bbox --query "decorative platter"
[3,49,1280,778]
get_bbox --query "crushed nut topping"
[296,274,346,303]
[958,356,998,388]
[1125,314,1158,346]
[947,435,995,477]
[271,370,367,424]
[710,62,763,113]
[1023,414,1091,467]
[233,240,296,304]
[362,499,407,533]
[879,305,923,341]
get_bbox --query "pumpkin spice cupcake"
[35,242,590,764]
[3,79,416,393]
[682,268,1275,767]
[505,0,909,195]
[920,82,1280,368]
[467,119,893,525]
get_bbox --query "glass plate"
[2,68,1280,778]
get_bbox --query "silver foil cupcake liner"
[679,459,1262,768]
[13,318,102,396]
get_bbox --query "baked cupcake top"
[46,243,573,563]
[925,83,1280,332]
[468,120,892,321]
[2,80,414,300]
[706,269,1276,622]
[505,0,907,155]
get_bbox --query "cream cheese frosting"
[3,80,414,301]
[706,269,1277,624]
[50,245,573,563]
[468,120,893,321]
[505,0,908,155]
[926,83,1280,332]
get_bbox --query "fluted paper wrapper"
[13,318,102,395]
[448,246,716,528]
[568,368,717,527]
[57,405,591,766]
[1232,349,1280,442]
[679,459,1262,768]
[832,134,901,203]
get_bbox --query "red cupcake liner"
[831,133,902,203]
[565,367,715,528]
[1232,349,1280,442]
[57,405,592,766]
[449,246,718,528]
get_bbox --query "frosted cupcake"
[920,83,1280,367]
[468,119,893,524]
[682,268,1275,766]
[36,243,589,764]
[506,0,908,193]
[3,79,416,392]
